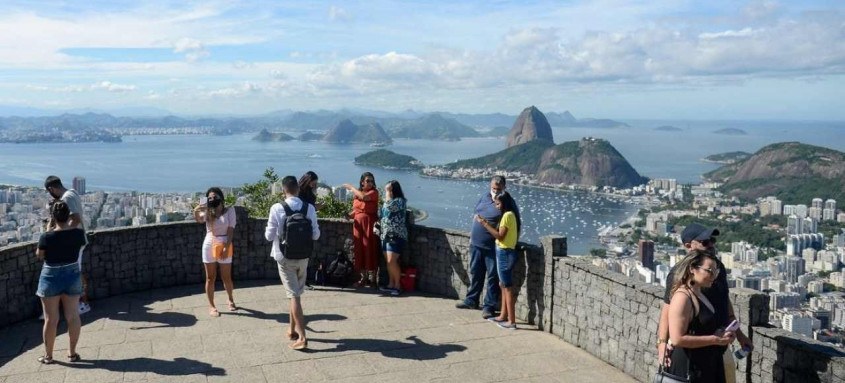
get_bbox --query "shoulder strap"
[299,202,309,215]
[281,201,294,216]
[678,288,699,317]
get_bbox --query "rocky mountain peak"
[506,106,554,148]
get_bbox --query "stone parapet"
[750,326,845,383]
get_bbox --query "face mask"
[207,198,222,208]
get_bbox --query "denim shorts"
[496,247,517,287]
[382,237,405,255]
[36,263,83,298]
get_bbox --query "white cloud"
[207,82,262,98]
[328,6,351,22]
[91,81,137,92]
[172,38,209,62]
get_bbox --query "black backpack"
[325,251,354,287]
[280,201,314,260]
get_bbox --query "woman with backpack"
[343,172,379,288]
[193,187,237,317]
[475,191,520,329]
[378,180,408,296]
[35,201,87,364]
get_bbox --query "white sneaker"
[78,302,91,315]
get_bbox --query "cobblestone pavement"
[0,281,636,382]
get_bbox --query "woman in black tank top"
[665,250,735,382]
[35,201,86,364]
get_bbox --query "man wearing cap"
[656,223,753,383]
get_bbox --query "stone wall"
[402,225,545,326]
[750,327,845,383]
[3,214,844,383]
[0,207,352,328]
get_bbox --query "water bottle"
[734,345,751,359]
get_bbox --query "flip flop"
[68,353,81,362]
[209,308,220,317]
[37,355,53,364]
[227,302,238,311]
[289,339,308,351]
[286,329,299,341]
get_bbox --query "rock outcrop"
[322,119,392,144]
[506,106,554,148]
[705,142,845,203]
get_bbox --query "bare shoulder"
[670,288,692,305]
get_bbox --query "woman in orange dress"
[343,172,379,287]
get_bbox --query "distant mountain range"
[704,142,845,203]
[0,108,631,144]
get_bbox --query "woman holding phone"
[193,187,237,317]
[664,249,733,383]
[343,172,379,287]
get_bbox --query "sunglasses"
[696,238,717,246]
[696,266,720,277]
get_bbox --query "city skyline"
[0,1,844,120]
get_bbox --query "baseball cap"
[681,223,720,245]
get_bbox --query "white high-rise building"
[770,198,783,215]
[839,212,845,224]
[812,198,824,209]
[787,215,803,235]
[782,313,815,337]
[825,199,837,211]
[823,208,836,221]
[803,217,818,234]
[809,207,823,220]
[795,204,809,218]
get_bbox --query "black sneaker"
[455,301,479,310]
[481,309,495,319]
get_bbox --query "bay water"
[1,120,843,254]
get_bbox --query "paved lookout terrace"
[3,207,845,382]
[0,282,635,383]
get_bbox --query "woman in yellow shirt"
[475,191,520,329]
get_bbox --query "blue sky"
[0,0,843,119]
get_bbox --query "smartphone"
[725,319,740,332]
[199,197,208,206]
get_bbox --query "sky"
[0,0,843,119]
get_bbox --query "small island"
[354,149,423,170]
[654,125,682,132]
[713,128,748,135]
[297,131,323,141]
[702,151,751,164]
[253,129,294,142]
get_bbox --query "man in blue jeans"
[456,176,520,319]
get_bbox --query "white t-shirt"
[61,189,85,230]
[264,197,320,261]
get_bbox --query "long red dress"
[352,189,379,273]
